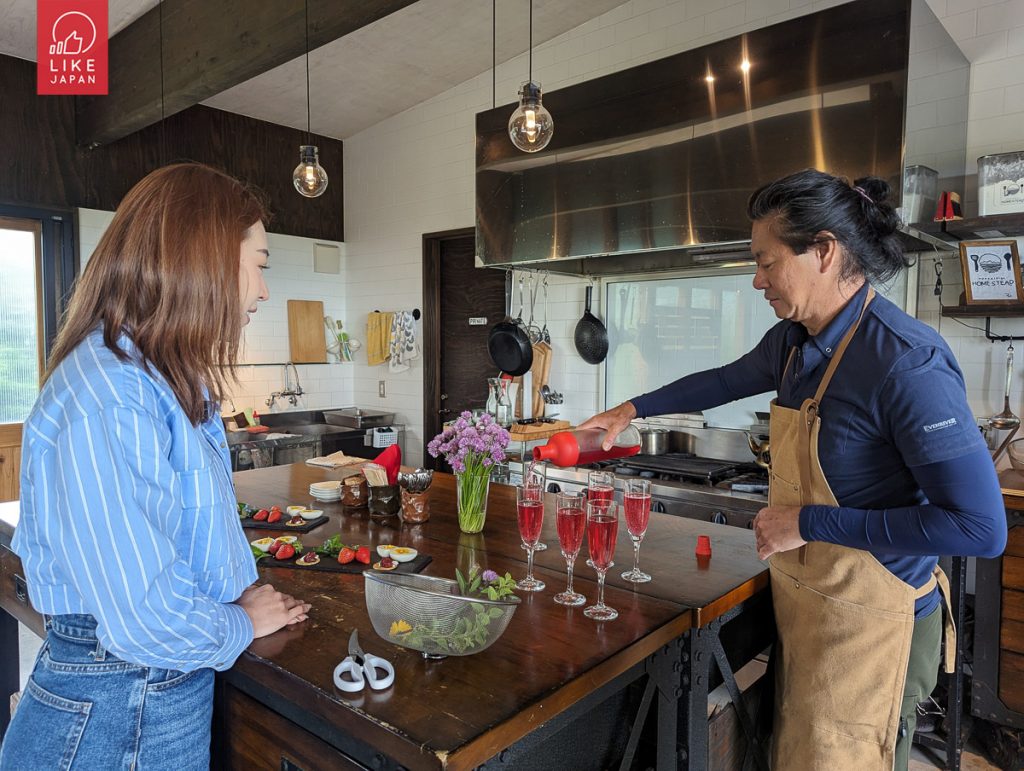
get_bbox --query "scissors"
[333,629,395,692]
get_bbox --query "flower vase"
[455,472,490,533]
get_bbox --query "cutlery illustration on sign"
[970,254,980,272]
[1006,252,1014,271]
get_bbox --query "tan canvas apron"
[767,287,955,770]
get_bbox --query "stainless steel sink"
[323,407,396,429]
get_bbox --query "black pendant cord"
[158,0,166,165]
[528,0,532,82]
[492,0,496,109]
[304,0,312,144]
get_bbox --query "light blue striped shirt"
[14,328,256,671]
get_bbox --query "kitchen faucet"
[266,362,305,408]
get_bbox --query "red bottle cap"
[695,535,712,557]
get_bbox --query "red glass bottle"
[532,426,642,467]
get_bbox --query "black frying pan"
[574,284,609,365]
[488,272,533,376]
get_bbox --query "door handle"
[438,408,452,416]
[440,394,448,400]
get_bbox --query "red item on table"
[695,535,712,558]
[373,444,402,485]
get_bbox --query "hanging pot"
[574,284,609,365]
[488,272,533,376]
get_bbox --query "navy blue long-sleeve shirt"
[631,282,1006,617]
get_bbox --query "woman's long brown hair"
[46,163,268,424]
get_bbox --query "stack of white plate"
[309,480,342,503]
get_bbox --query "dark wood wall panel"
[0,55,343,241]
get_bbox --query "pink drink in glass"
[554,491,587,606]
[624,492,651,537]
[587,512,618,570]
[517,498,545,545]
[621,479,652,583]
[556,507,586,555]
[587,470,615,503]
[515,483,545,592]
[584,500,619,621]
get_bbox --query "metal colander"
[363,571,520,658]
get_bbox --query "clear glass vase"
[455,471,490,533]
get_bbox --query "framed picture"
[959,240,1024,305]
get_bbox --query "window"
[604,267,913,429]
[0,207,77,425]
[0,219,43,423]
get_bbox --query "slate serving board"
[241,515,329,533]
[255,553,432,575]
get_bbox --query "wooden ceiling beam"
[76,0,417,147]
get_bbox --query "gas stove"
[580,452,766,489]
[511,451,769,530]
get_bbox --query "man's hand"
[752,505,806,560]
[578,401,638,450]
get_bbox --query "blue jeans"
[0,615,214,771]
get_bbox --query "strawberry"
[267,509,283,523]
[338,547,355,564]
[276,544,296,560]
[355,546,371,565]
[253,509,269,522]
[268,538,285,555]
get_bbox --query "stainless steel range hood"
[475,0,967,276]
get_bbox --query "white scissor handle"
[333,656,365,692]
[361,654,395,690]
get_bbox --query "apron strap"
[932,566,957,674]
[811,286,875,405]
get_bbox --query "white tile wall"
[84,0,1024,468]
[76,208,353,418]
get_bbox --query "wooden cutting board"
[287,300,327,363]
[508,419,571,442]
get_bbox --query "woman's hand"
[578,401,638,450]
[752,506,806,560]
[237,583,311,638]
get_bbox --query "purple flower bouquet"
[427,411,510,533]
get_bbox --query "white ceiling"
[0,0,627,139]
[0,0,1014,141]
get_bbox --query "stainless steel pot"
[638,426,669,456]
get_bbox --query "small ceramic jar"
[341,475,369,508]
[400,489,430,524]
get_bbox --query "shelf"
[941,304,1024,318]
[916,212,1024,243]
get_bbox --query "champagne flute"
[522,465,548,551]
[584,499,619,621]
[587,470,615,503]
[515,480,546,592]
[621,478,652,583]
[584,470,615,568]
[553,491,587,606]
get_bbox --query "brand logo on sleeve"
[923,417,957,433]
[37,0,108,95]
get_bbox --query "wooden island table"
[0,464,772,770]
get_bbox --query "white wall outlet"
[378,380,386,398]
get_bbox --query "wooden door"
[422,229,507,469]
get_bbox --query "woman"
[582,169,1006,770]
[0,163,311,769]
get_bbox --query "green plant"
[388,567,517,654]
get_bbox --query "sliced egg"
[286,505,305,516]
[251,537,275,552]
[377,544,397,557]
[389,547,418,563]
[300,508,323,520]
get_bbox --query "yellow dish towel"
[367,311,394,366]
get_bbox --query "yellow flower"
[389,619,412,636]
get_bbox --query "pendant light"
[293,0,328,198]
[508,0,553,153]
